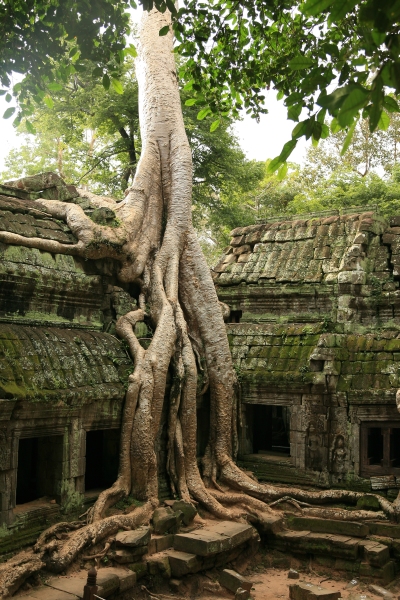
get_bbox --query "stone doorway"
[85,429,120,491]
[252,405,290,456]
[16,435,64,505]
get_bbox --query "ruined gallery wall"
[214,210,400,493]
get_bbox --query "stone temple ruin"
[213,210,400,494]
[3,174,400,593]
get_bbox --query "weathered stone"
[115,526,151,548]
[113,547,148,563]
[288,516,368,538]
[368,584,393,599]
[219,569,253,593]
[153,507,178,534]
[173,521,253,556]
[146,554,172,579]
[288,569,300,579]
[289,582,341,600]
[166,550,202,577]
[172,500,197,525]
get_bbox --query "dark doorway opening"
[367,427,384,465]
[227,310,242,323]
[361,423,400,476]
[16,435,63,505]
[252,405,290,455]
[85,429,120,491]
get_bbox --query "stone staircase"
[263,514,400,584]
[14,507,400,599]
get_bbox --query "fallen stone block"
[130,561,147,579]
[93,571,120,597]
[359,560,395,584]
[99,567,136,593]
[368,584,393,598]
[146,554,172,579]
[115,526,151,548]
[172,500,197,525]
[174,521,253,556]
[219,569,253,593]
[363,543,390,567]
[156,534,175,552]
[153,507,178,534]
[288,569,300,579]
[288,516,369,538]
[113,547,147,563]
[289,582,341,600]
[166,549,202,577]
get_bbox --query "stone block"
[172,500,197,525]
[219,569,253,593]
[156,534,175,552]
[98,567,136,593]
[289,582,341,600]
[153,507,178,534]
[368,584,393,598]
[93,571,120,597]
[113,547,147,563]
[288,516,369,538]
[359,561,395,584]
[173,521,253,556]
[146,554,171,579]
[129,561,147,579]
[289,569,300,579]
[166,550,202,577]
[115,526,151,548]
[362,542,390,567]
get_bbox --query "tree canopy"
[2,0,400,171]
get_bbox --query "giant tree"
[1,3,400,597]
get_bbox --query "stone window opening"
[360,422,400,477]
[309,359,324,372]
[227,310,242,323]
[16,435,64,506]
[85,429,120,492]
[250,405,291,456]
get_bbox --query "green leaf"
[185,98,197,106]
[378,111,390,131]
[5,93,11,103]
[69,46,78,57]
[0,90,6,96]
[102,74,110,90]
[43,95,54,109]
[288,56,314,70]
[91,66,103,77]
[337,87,369,127]
[277,162,288,181]
[47,82,63,92]
[25,120,36,134]
[288,103,302,121]
[159,25,170,36]
[383,96,400,113]
[197,107,211,120]
[210,119,220,132]
[276,90,284,100]
[125,44,137,58]
[317,86,350,111]
[267,139,298,173]
[3,107,16,119]
[321,123,330,139]
[303,0,333,16]
[341,119,357,156]
[330,117,342,133]
[111,78,124,94]
[330,0,358,20]
[317,109,327,124]
[292,120,308,139]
